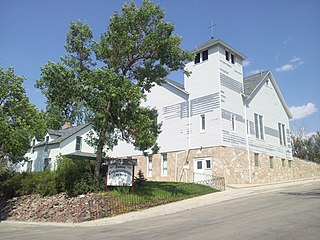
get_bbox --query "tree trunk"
[94,136,105,181]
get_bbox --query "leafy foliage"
[35,1,192,180]
[292,131,320,163]
[93,0,192,91]
[55,156,99,196]
[0,167,23,198]
[0,67,46,164]
[0,157,99,198]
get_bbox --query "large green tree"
[36,0,192,179]
[0,67,46,165]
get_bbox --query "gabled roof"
[35,123,91,147]
[243,71,292,119]
[243,71,269,97]
[192,39,247,60]
[163,78,189,95]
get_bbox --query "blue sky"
[1,0,319,134]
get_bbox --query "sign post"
[104,158,137,192]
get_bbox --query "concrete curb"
[2,178,319,227]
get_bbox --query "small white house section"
[20,123,95,172]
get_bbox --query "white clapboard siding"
[246,72,292,159]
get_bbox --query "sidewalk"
[3,178,320,227]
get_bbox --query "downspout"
[244,101,252,183]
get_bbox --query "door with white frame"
[193,157,212,183]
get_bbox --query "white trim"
[147,155,153,177]
[161,153,168,177]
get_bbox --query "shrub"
[1,157,100,198]
[19,170,58,196]
[35,170,58,196]
[134,169,147,185]
[0,167,23,198]
[55,156,98,196]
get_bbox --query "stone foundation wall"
[132,146,320,185]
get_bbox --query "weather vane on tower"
[208,21,217,39]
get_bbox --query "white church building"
[110,39,293,184]
[22,39,303,185]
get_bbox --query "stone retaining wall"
[132,146,320,185]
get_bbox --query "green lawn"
[98,181,219,216]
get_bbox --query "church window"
[278,123,286,146]
[225,50,235,64]
[231,114,236,132]
[161,153,168,176]
[254,113,264,140]
[225,50,230,61]
[147,155,153,177]
[194,53,200,64]
[231,54,235,64]
[202,50,208,61]
[200,114,206,132]
[206,160,211,169]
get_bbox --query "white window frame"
[231,114,236,132]
[278,123,286,146]
[200,114,206,133]
[225,49,235,64]
[202,49,209,61]
[205,159,211,169]
[75,136,82,151]
[161,153,168,176]
[147,155,153,177]
[254,113,264,140]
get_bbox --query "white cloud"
[276,64,294,72]
[275,56,304,72]
[290,56,301,62]
[289,102,318,120]
[242,60,251,67]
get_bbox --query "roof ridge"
[244,70,269,79]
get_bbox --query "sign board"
[107,165,133,186]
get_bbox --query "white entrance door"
[193,158,212,183]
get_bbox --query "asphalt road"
[1,181,319,240]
